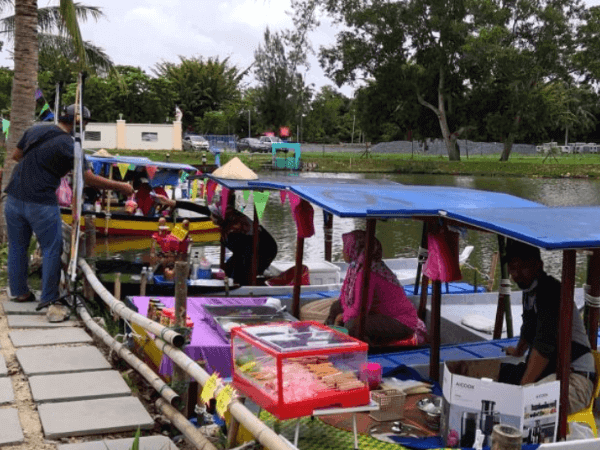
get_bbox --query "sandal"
[13,292,36,303]
[46,304,71,323]
[35,296,70,311]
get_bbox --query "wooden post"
[358,219,377,342]
[557,250,576,440]
[227,396,246,448]
[494,236,514,339]
[487,251,500,292]
[292,236,305,319]
[251,205,260,286]
[417,274,430,321]
[585,249,600,350]
[174,261,189,412]
[414,223,428,296]
[324,212,333,262]
[114,273,121,300]
[139,270,147,297]
[429,280,442,382]
[83,216,96,301]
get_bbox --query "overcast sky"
[1,0,600,100]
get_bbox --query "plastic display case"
[231,321,370,420]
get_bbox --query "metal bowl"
[417,395,442,416]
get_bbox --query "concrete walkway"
[0,293,178,449]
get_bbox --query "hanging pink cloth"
[423,224,462,282]
[206,179,218,203]
[221,188,230,218]
[284,192,315,238]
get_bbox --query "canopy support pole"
[494,236,514,339]
[414,223,428,296]
[292,236,305,319]
[557,249,576,441]
[251,205,259,286]
[586,249,600,350]
[324,212,333,262]
[429,280,442,382]
[358,219,377,342]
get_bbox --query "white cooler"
[269,261,341,286]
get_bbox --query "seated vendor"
[326,230,427,346]
[133,177,168,216]
[500,239,595,415]
[154,195,277,285]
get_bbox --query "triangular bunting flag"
[253,191,270,221]
[117,163,129,180]
[180,172,190,183]
[39,103,50,115]
[129,164,136,170]
[280,190,287,205]
[2,118,9,137]
[243,190,251,204]
[146,165,157,180]
[206,179,218,203]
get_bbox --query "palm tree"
[0,0,93,242]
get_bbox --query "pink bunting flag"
[221,188,230,218]
[287,192,302,211]
[146,165,157,180]
[206,179,218,203]
[293,199,315,238]
[280,190,288,205]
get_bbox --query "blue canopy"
[86,155,196,172]
[442,206,600,250]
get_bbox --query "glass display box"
[231,321,370,420]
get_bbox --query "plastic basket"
[369,389,406,422]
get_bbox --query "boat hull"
[61,209,220,237]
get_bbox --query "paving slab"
[0,377,14,404]
[29,370,131,403]
[38,397,154,439]
[16,346,111,376]
[2,301,46,315]
[0,354,7,377]
[7,315,78,328]
[57,436,178,450]
[10,328,93,347]
[0,408,24,445]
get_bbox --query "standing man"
[3,104,133,321]
[501,239,595,415]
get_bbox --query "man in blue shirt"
[4,105,133,319]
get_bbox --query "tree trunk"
[416,67,460,161]
[0,0,38,243]
[499,115,520,162]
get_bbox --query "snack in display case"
[231,321,370,420]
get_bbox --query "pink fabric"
[221,188,230,218]
[56,176,72,206]
[287,192,302,210]
[339,230,425,342]
[280,190,288,205]
[423,226,462,282]
[293,200,315,238]
[206,179,218,203]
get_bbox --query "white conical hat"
[92,148,112,157]
[212,157,258,180]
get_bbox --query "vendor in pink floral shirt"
[326,230,428,345]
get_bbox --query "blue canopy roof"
[86,155,196,172]
[442,206,600,250]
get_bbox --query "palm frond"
[1,3,104,37]
[38,33,113,75]
[59,0,86,68]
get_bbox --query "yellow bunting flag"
[216,384,236,418]
[170,224,188,241]
[117,163,129,180]
[191,179,198,201]
[253,191,270,221]
[200,373,220,404]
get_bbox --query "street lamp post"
[247,110,251,138]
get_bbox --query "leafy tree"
[154,56,246,132]
[304,85,351,143]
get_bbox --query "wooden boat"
[61,153,220,236]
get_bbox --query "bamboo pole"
[252,205,259,285]
[358,219,376,341]
[292,236,305,319]
[76,302,181,407]
[156,398,218,450]
[83,216,96,302]
[114,272,121,301]
[430,280,442,382]
[154,338,293,450]
[324,212,333,262]
[139,270,147,297]
[104,165,113,236]
[78,258,185,348]
[494,236,513,339]
[585,250,600,350]
[174,261,189,403]
[414,223,428,295]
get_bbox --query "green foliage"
[0,67,13,116]
[154,56,246,132]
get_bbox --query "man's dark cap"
[59,104,91,122]
[506,238,541,262]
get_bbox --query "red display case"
[231,321,370,420]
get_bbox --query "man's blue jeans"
[5,195,62,305]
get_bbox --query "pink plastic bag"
[56,176,73,207]
[423,225,462,282]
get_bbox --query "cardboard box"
[441,359,560,447]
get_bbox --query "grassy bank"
[4,147,596,178]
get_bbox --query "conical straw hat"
[92,148,112,157]
[212,157,258,180]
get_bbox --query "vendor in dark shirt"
[4,105,133,318]
[154,195,277,285]
[501,239,595,414]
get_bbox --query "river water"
[102,172,600,286]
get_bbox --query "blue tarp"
[443,206,600,250]
[86,155,196,172]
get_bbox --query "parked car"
[236,137,269,153]
[259,136,283,147]
[183,135,210,151]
